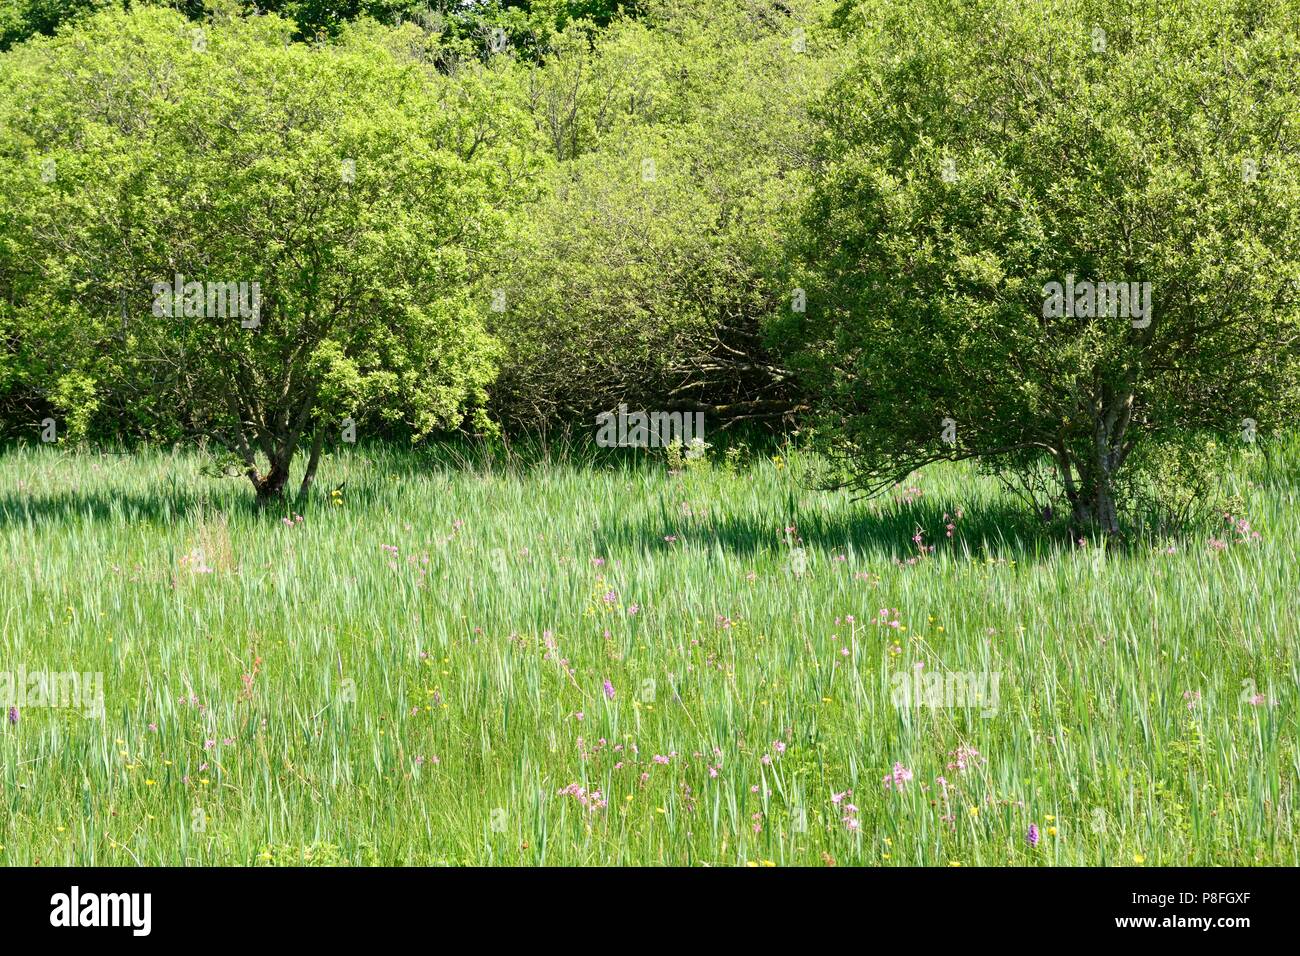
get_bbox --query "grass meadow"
[0,438,1296,866]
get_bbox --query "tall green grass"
[0,439,1295,865]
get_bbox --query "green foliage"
[1123,432,1239,535]
[0,1,646,57]
[0,1,214,51]
[0,0,111,50]
[785,0,1300,533]
[233,1,644,49]
[0,7,532,493]
[491,0,835,428]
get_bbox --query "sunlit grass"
[0,438,1295,865]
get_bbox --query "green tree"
[787,0,1300,535]
[492,0,835,429]
[0,1,218,50]
[0,8,533,496]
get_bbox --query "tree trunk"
[1070,475,1120,537]
[1068,487,1120,537]
[1094,478,1120,537]
[253,457,292,501]
[297,429,325,500]
[1066,412,1128,539]
[1067,489,1092,538]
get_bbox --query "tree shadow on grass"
[0,480,399,530]
[594,497,1075,565]
[0,488,216,529]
